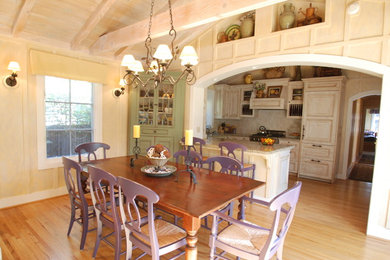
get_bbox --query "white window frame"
[36,75,102,170]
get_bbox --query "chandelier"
[119,0,198,94]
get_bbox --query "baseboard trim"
[0,186,67,209]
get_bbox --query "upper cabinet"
[287,81,304,118]
[214,84,241,120]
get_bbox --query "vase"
[279,3,295,30]
[244,74,252,84]
[256,90,264,98]
[241,17,254,38]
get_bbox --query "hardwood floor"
[1,177,390,259]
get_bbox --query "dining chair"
[173,149,203,168]
[219,141,256,198]
[209,181,302,260]
[202,156,244,229]
[62,157,95,250]
[117,176,187,260]
[75,142,110,163]
[180,136,206,157]
[88,165,122,260]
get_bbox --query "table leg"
[182,215,201,260]
[237,196,245,220]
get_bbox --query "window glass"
[44,76,94,158]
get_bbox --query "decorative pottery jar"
[240,11,255,38]
[241,17,254,38]
[279,2,295,30]
[244,74,252,84]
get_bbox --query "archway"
[187,54,390,240]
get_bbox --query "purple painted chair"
[173,150,203,168]
[117,176,186,260]
[62,157,95,250]
[209,181,302,260]
[88,166,122,260]
[75,142,110,163]
[180,136,208,162]
[202,156,244,229]
[219,141,256,198]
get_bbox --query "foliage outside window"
[45,76,94,158]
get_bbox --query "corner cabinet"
[128,72,185,155]
[298,76,345,182]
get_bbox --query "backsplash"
[214,110,301,136]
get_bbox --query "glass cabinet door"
[138,86,154,125]
[157,83,174,127]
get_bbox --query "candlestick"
[185,129,193,146]
[133,125,140,138]
[130,138,141,167]
[176,145,197,184]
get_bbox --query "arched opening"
[187,54,390,240]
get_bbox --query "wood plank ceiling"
[0,0,285,60]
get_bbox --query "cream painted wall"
[186,0,390,240]
[0,36,127,207]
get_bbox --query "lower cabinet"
[298,143,336,182]
[279,139,300,173]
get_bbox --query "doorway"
[348,95,381,182]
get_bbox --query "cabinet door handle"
[154,130,156,133]
[312,144,322,148]
[311,159,321,163]
[302,125,305,140]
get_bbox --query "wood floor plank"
[1,177,390,259]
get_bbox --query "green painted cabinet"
[128,72,185,155]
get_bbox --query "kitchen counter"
[205,138,294,155]
[202,137,295,200]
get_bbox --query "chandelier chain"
[168,0,174,30]
[147,0,155,40]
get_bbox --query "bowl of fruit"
[261,137,275,146]
[146,144,171,168]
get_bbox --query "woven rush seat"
[217,220,270,255]
[132,219,186,247]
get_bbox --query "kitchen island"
[203,138,295,200]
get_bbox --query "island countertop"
[205,137,295,154]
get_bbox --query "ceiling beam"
[12,0,37,36]
[90,0,286,54]
[71,0,117,50]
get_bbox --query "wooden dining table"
[85,155,264,260]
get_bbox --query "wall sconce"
[3,61,21,88]
[347,1,360,15]
[112,79,126,98]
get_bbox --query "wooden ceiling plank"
[71,0,117,50]
[12,0,37,36]
[90,0,286,54]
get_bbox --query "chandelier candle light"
[120,0,199,92]
[177,130,197,184]
[130,125,141,167]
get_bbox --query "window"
[37,76,102,169]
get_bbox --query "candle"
[133,125,140,138]
[185,130,193,146]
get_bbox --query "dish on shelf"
[141,165,177,177]
[225,24,241,41]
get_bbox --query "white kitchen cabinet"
[214,84,240,119]
[299,76,345,182]
[240,86,254,117]
[279,139,300,173]
[287,81,303,118]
